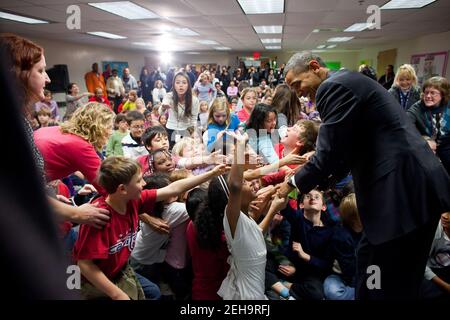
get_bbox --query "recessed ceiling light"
[327,37,354,42]
[344,22,376,32]
[87,31,127,39]
[312,29,320,33]
[317,44,326,49]
[381,0,436,9]
[197,40,219,45]
[261,38,281,44]
[254,25,282,34]
[238,0,284,14]
[215,47,231,50]
[265,46,281,50]
[0,11,49,24]
[88,1,159,20]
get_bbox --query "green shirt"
[106,130,128,157]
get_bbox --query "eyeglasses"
[304,194,321,201]
[424,90,441,97]
[131,125,145,130]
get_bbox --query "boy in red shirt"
[73,156,227,300]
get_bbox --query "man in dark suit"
[278,51,450,299]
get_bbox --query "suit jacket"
[294,69,450,245]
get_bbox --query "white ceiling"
[0,0,449,53]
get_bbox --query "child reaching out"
[218,134,289,300]
[73,156,228,300]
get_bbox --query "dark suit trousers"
[356,218,439,300]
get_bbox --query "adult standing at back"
[279,51,450,300]
[85,62,106,96]
[106,69,125,113]
[378,64,395,90]
[122,67,138,94]
[160,72,199,148]
[388,64,421,111]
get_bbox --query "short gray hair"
[284,51,327,76]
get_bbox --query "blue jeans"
[323,274,355,300]
[135,272,161,300]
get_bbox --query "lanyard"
[399,90,410,109]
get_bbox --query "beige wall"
[25,36,147,102]
[358,30,450,79]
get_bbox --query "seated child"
[73,156,227,300]
[121,90,138,112]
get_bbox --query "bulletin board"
[325,61,341,71]
[410,51,448,86]
[102,61,129,78]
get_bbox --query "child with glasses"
[121,110,147,160]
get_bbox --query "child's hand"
[283,153,306,166]
[302,150,315,161]
[270,193,289,212]
[142,215,170,234]
[211,164,229,176]
[292,241,309,261]
[277,181,295,199]
[278,264,296,277]
[207,150,227,165]
[78,184,98,196]
[216,130,226,141]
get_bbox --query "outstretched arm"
[156,164,228,202]
[225,141,245,238]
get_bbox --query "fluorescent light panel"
[317,44,326,49]
[0,11,48,24]
[327,44,337,48]
[254,25,282,34]
[88,1,159,19]
[261,38,281,44]
[265,46,281,49]
[381,0,436,9]
[327,36,354,42]
[172,28,199,36]
[215,47,231,50]
[87,31,127,39]
[344,22,376,32]
[238,0,284,14]
[197,40,219,45]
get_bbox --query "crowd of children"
[29,58,450,301]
